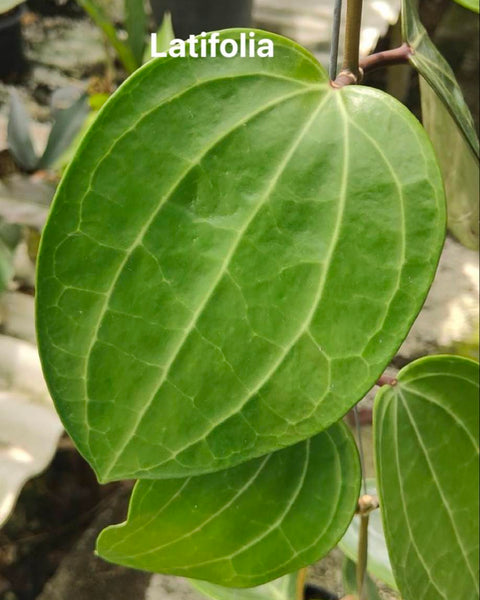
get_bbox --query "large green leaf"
[339,479,397,589]
[420,78,479,250]
[402,0,479,158]
[36,30,445,483]
[375,355,479,600]
[189,573,297,599]
[97,424,360,587]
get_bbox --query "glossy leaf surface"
[402,0,479,157]
[420,78,479,250]
[37,30,445,482]
[189,573,296,599]
[375,355,479,600]
[339,479,396,589]
[97,425,360,587]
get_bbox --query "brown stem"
[296,567,307,600]
[356,514,369,600]
[343,0,364,79]
[332,44,412,88]
[376,374,398,387]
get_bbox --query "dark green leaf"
[342,556,382,600]
[97,424,360,587]
[339,479,397,589]
[402,0,479,158]
[375,355,479,600]
[420,78,479,250]
[7,90,38,172]
[36,30,445,483]
[125,0,147,67]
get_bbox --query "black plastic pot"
[304,583,339,600]
[0,4,26,80]
[150,0,252,39]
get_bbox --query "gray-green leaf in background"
[189,573,296,600]
[420,78,479,250]
[38,89,90,170]
[402,0,479,158]
[8,90,38,172]
[36,30,445,483]
[375,355,479,600]
[97,424,360,587]
[339,478,397,590]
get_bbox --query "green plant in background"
[75,0,174,73]
[7,88,90,173]
[0,0,23,13]
[35,0,479,599]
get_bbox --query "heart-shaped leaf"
[96,424,360,587]
[402,0,479,158]
[420,78,479,250]
[339,479,397,589]
[375,355,479,600]
[189,573,297,600]
[36,30,445,483]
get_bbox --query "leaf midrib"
[98,90,335,480]
[75,82,325,473]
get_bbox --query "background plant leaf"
[452,0,479,13]
[375,355,479,600]
[75,0,138,73]
[37,30,445,483]
[37,91,90,170]
[420,77,479,250]
[189,572,297,599]
[125,0,147,67]
[339,478,397,590]
[402,0,479,158]
[7,90,38,172]
[144,11,175,63]
[342,557,382,600]
[97,424,360,587]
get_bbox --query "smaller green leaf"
[38,92,90,170]
[342,557,382,600]
[452,0,479,13]
[420,77,479,250]
[189,573,297,600]
[402,0,479,157]
[375,355,479,600]
[339,478,397,590]
[97,424,360,588]
[125,0,147,66]
[7,90,38,172]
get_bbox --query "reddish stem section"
[331,44,412,88]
